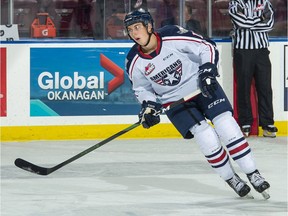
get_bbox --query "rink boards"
[0,39,287,141]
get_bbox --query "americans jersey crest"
[150,59,182,86]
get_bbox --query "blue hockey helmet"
[124,8,154,30]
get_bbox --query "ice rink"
[1,136,287,216]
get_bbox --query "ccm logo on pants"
[208,98,226,109]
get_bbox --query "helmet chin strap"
[143,31,153,47]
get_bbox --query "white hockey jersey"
[125,25,219,105]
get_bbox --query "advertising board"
[30,47,140,116]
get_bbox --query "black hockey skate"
[226,173,252,198]
[247,170,270,199]
[262,125,278,138]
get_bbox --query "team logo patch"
[150,59,182,86]
[145,63,155,75]
[176,26,189,34]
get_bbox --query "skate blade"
[261,191,270,200]
[243,193,254,199]
[243,132,250,137]
[263,131,276,138]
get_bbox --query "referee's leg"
[234,49,254,126]
[254,48,274,127]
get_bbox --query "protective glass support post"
[207,0,212,38]
[179,0,184,28]
[8,0,14,24]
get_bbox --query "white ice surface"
[1,136,287,216]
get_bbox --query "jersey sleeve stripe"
[128,55,140,80]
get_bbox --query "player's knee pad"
[189,120,221,156]
[212,111,243,145]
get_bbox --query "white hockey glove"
[139,101,162,129]
[198,62,219,99]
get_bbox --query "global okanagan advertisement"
[30,47,139,116]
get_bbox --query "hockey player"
[124,9,270,199]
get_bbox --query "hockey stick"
[14,89,201,175]
[164,89,201,111]
[14,122,140,175]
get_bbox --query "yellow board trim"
[1,121,287,142]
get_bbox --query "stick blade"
[14,158,50,175]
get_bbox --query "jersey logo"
[145,63,155,75]
[176,26,189,34]
[150,59,182,86]
[163,53,173,61]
